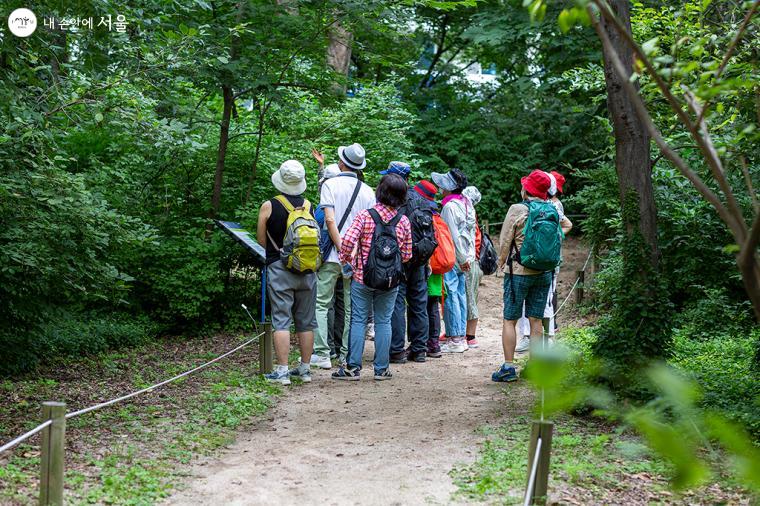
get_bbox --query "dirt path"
[167,238,589,506]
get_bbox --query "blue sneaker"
[264,369,291,385]
[288,365,311,383]
[491,363,518,383]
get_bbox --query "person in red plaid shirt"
[332,174,413,381]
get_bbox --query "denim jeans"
[390,264,429,355]
[347,280,399,375]
[443,267,467,337]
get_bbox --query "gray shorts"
[465,260,482,320]
[267,260,318,332]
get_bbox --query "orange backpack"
[430,214,456,274]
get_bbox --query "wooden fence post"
[576,270,585,305]
[39,401,66,506]
[526,420,554,505]
[260,322,273,374]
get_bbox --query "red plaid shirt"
[339,204,413,284]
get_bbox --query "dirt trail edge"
[166,238,588,506]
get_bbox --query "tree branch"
[696,0,759,126]
[592,0,750,241]
[419,14,450,90]
[587,4,744,240]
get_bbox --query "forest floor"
[1,238,751,505]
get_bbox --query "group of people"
[256,141,571,385]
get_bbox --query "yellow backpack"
[268,196,322,274]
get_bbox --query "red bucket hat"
[521,170,551,200]
[550,171,566,194]
[414,180,437,201]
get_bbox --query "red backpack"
[430,214,456,274]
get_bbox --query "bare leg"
[296,331,314,364]
[502,319,517,362]
[273,330,290,366]
[528,318,544,350]
[466,319,478,337]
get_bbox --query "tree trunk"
[326,18,352,94]
[206,85,233,235]
[600,0,659,265]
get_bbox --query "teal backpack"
[511,200,563,272]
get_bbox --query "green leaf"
[94,113,104,123]
[642,37,659,55]
[558,9,574,33]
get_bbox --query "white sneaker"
[365,323,375,341]
[515,336,531,353]
[440,342,451,353]
[300,354,332,370]
[448,338,467,353]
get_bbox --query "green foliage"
[593,191,673,393]
[670,329,760,436]
[0,312,157,376]
[526,328,760,493]
[677,287,754,341]
[452,415,669,503]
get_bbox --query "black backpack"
[403,197,438,268]
[363,209,404,290]
[479,225,498,275]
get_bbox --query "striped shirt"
[339,203,413,284]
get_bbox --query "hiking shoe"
[288,366,311,383]
[390,351,408,364]
[365,323,375,341]
[331,366,360,381]
[427,348,442,358]
[491,363,518,383]
[374,370,393,381]
[406,350,426,363]
[301,354,332,370]
[515,336,531,353]
[467,338,479,348]
[448,338,467,353]
[264,369,291,386]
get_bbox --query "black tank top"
[265,194,307,265]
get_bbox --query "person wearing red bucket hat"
[491,170,564,383]
[517,171,573,352]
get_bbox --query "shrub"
[0,313,157,376]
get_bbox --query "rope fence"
[0,324,270,505]
[2,247,594,505]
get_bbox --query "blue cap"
[380,161,411,177]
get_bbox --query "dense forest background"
[1,0,757,433]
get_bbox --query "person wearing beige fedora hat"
[257,159,318,385]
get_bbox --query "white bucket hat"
[462,186,481,206]
[337,143,367,170]
[272,160,307,195]
[319,163,340,184]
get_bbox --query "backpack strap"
[275,194,295,213]
[338,181,362,232]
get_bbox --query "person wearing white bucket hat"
[307,142,375,369]
[257,159,318,385]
